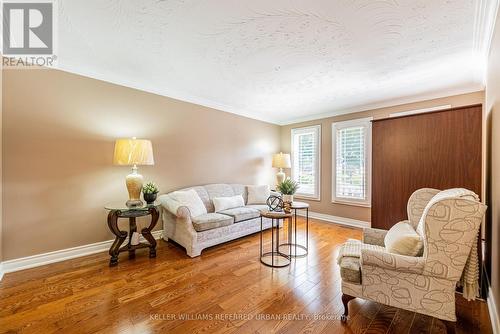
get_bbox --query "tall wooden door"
[371,104,482,230]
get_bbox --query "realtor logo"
[2,1,57,67]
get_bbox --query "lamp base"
[125,167,144,208]
[276,171,286,185]
[126,199,143,208]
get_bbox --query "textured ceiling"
[57,0,496,124]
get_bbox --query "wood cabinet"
[371,104,482,230]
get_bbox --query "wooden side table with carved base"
[105,202,160,267]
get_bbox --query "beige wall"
[486,8,500,324]
[280,91,485,222]
[2,68,280,260]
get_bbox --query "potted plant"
[277,177,299,204]
[142,182,159,204]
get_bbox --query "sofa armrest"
[362,227,387,247]
[159,195,192,219]
[361,248,425,275]
[175,206,191,219]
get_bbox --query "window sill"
[295,194,321,202]
[331,199,371,208]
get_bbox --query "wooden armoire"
[371,104,483,230]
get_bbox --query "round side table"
[260,211,293,268]
[104,202,160,266]
[279,201,309,257]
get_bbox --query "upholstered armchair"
[339,188,486,332]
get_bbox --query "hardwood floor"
[0,218,493,334]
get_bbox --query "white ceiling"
[57,0,498,124]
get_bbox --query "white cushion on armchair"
[384,221,423,256]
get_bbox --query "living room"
[1,1,500,333]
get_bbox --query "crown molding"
[54,65,485,127]
[53,65,279,125]
[279,86,484,125]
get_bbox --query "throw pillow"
[169,189,207,217]
[384,221,423,256]
[213,195,245,212]
[247,185,270,204]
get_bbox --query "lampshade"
[272,152,291,169]
[113,138,154,166]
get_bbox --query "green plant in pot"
[277,177,299,203]
[142,182,159,204]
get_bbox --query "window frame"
[290,124,321,201]
[331,117,372,207]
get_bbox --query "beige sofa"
[159,183,280,257]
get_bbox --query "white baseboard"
[488,288,500,334]
[297,211,370,229]
[0,230,163,280]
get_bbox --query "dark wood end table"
[105,202,160,266]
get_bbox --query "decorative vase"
[125,166,144,208]
[282,194,294,204]
[143,192,158,204]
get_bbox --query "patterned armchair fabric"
[361,227,388,247]
[406,188,440,229]
[341,188,486,322]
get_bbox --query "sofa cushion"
[191,213,234,232]
[247,185,270,204]
[230,184,248,204]
[213,195,245,212]
[218,207,260,223]
[169,189,207,217]
[245,204,268,212]
[339,256,361,284]
[204,184,235,212]
[167,186,212,213]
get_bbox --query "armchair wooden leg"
[341,294,355,322]
[442,320,455,334]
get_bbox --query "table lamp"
[113,137,154,208]
[272,152,291,185]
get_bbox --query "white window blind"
[291,125,321,199]
[332,118,371,206]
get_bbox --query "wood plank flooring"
[0,218,493,334]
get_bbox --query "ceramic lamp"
[113,138,154,208]
[272,152,291,185]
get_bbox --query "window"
[332,118,372,206]
[291,125,321,199]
